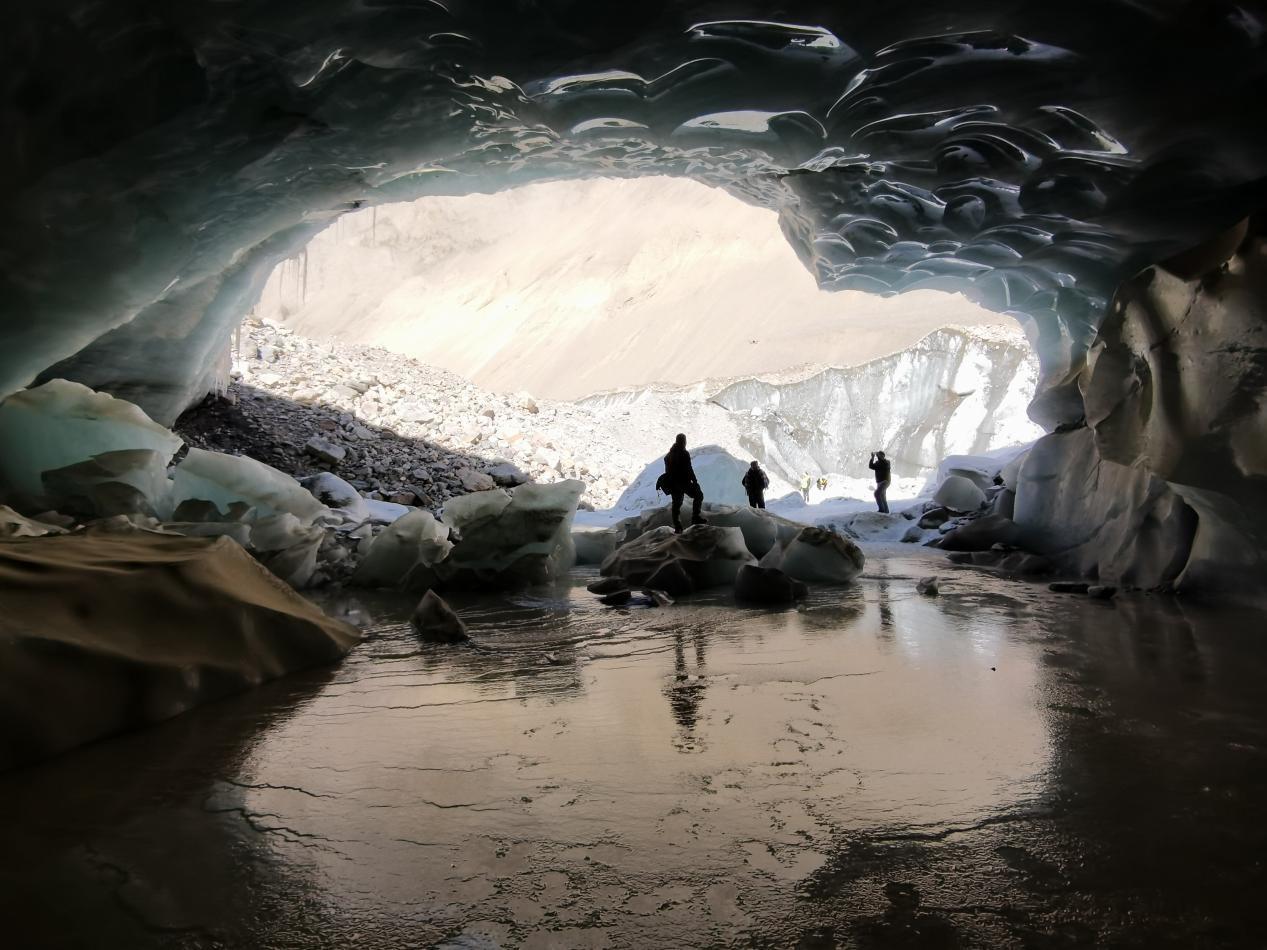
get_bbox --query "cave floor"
[3,549,1266,949]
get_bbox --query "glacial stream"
[3,548,1265,948]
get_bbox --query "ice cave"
[2,2,1266,947]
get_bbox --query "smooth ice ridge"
[6,2,1264,423]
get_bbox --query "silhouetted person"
[741,460,769,509]
[869,450,891,513]
[664,433,706,533]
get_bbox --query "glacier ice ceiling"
[2,0,1266,588]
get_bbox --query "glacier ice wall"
[1014,222,1267,591]
[710,326,1041,482]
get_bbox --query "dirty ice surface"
[3,548,1266,948]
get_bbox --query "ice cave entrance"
[248,176,1041,510]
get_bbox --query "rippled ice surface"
[3,548,1266,948]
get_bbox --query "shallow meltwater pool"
[3,549,1266,948]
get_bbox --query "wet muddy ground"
[3,547,1266,948]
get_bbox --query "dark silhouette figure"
[663,433,706,532]
[666,629,709,752]
[869,450,892,513]
[741,460,769,508]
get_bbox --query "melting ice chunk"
[760,526,865,583]
[0,379,182,506]
[41,449,172,519]
[439,480,584,587]
[352,509,453,591]
[171,448,326,524]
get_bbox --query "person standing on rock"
[741,460,769,509]
[664,433,707,533]
[800,472,812,504]
[869,450,891,514]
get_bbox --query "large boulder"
[932,474,986,513]
[485,462,530,487]
[937,514,1024,552]
[301,472,370,523]
[600,523,756,591]
[0,533,359,771]
[760,526,865,584]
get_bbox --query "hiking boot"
[691,516,708,526]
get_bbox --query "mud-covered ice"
[2,548,1266,947]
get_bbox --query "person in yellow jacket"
[799,472,812,504]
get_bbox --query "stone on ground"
[410,590,469,642]
[485,462,529,487]
[586,576,631,595]
[301,472,370,522]
[456,468,496,492]
[304,435,346,465]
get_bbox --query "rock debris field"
[184,317,746,512]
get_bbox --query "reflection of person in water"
[666,629,709,750]
[876,576,894,632]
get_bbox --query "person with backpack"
[741,460,769,509]
[660,433,707,533]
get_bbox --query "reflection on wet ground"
[3,547,1267,948]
